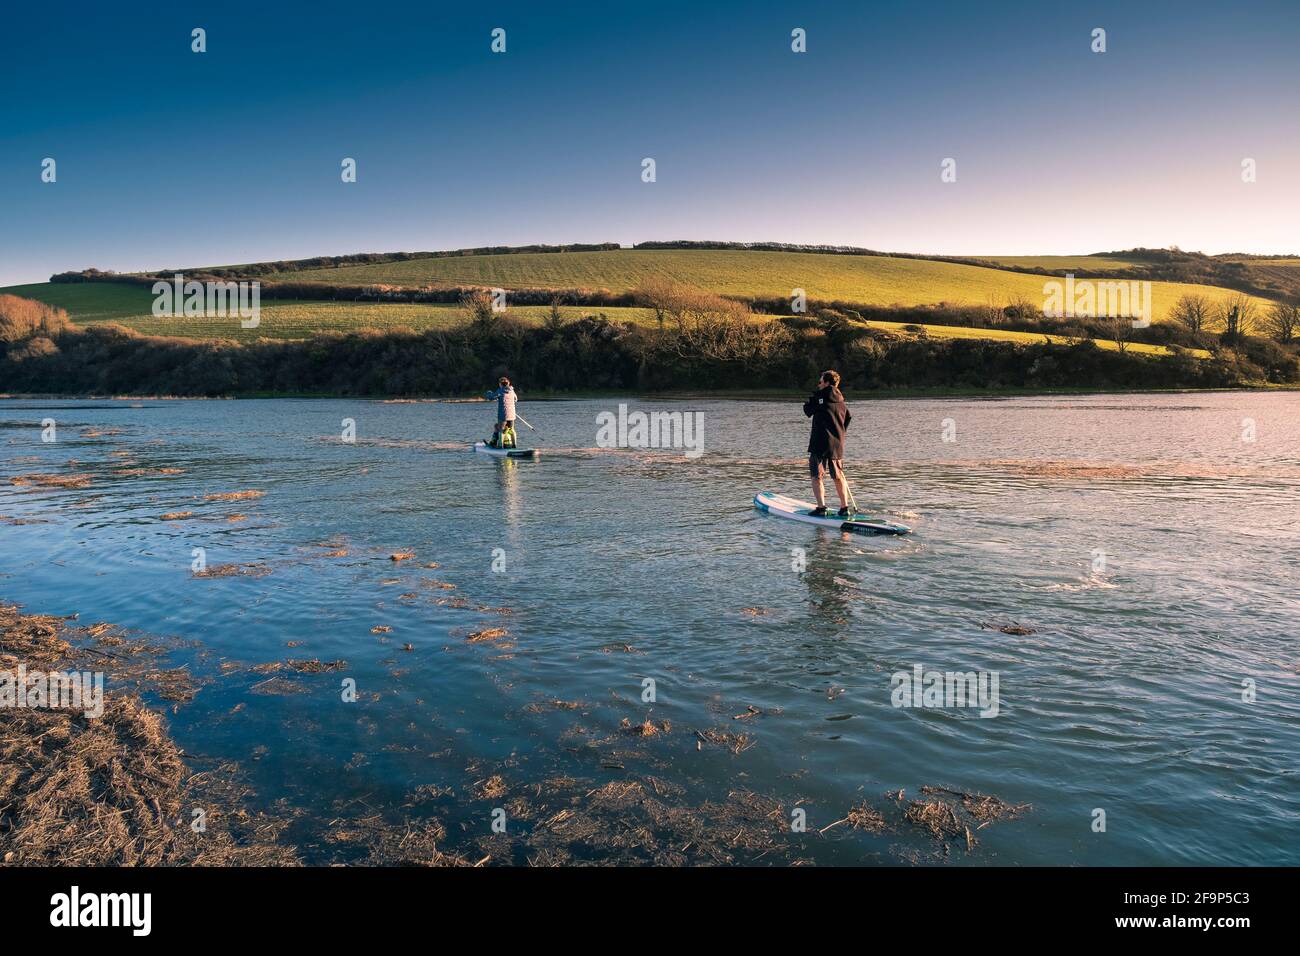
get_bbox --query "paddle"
[498,413,536,450]
[844,480,860,517]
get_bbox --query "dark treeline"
[1,310,1277,398]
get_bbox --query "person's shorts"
[808,454,843,480]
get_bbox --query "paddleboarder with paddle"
[803,369,854,517]
[484,376,520,448]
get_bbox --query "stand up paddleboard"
[754,491,911,535]
[473,442,538,459]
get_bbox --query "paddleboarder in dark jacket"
[803,370,853,516]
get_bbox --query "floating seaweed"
[980,620,1037,636]
[621,717,671,737]
[193,563,272,579]
[10,474,92,489]
[695,728,756,754]
[203,490,265,502]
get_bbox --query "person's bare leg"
[810,465,826,508]
[832,471,850,510]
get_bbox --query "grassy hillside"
[860,319,1210,358]
[0,282,157,323]
[2,248,1276,352]
[0,280,1206,357]
[1220,257,1300,267]
[1215,259,1300,294]
[0,283,657,341]
[271,248,1267,321]
[971,255,1145,271]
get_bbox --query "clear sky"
[2,0,1297,285]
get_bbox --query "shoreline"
[3,384,1296,403]
[0,602,301,866]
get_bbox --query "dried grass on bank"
[0,603,297,866]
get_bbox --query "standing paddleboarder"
[485,377,520,448]
[803,369,853,517]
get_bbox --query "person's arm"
[485,387,499,400]
[803,394,817,417]
[844,406,852,430]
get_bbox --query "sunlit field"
[272,248,1267,321]
[1,279,1201,356]
[860,319,1211,358]
[6,249,1273,346]
[971,254,1145,271]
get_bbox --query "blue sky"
[2,0,1297,285]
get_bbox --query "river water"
[1,392,1297,865]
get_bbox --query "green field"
[1,282,160,323]
[272,249,1265,321]
[1,279,1205,357]
[0,283,658,341]
[861,319,1211,358]
[1,248,1270,352]
[971,254,1145,272]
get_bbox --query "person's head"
[819,370,841,389]
[499,376,511,389]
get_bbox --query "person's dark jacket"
[804,385,852,459]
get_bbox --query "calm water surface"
[1,392,1297,865]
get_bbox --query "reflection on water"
[1,392,1298,865]
[494,458,524,530]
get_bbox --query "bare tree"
[461,289,498,332]
[634,277,796,361]
[634,276,682,332]
[1104,314,1133,354]
[652,284,789,362]
[1170,294,1211,334]
[0,294,71,342]
[1004,294,1039,324]
[977,294,1002,327]
[1218,293,1258,338]
[544,293,568,333]
[1264,301,1299,344]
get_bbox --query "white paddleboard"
[754,490,911,535]
[472,442,538,459]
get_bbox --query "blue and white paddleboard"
[472,442,538,459]
[754,490,911,536]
